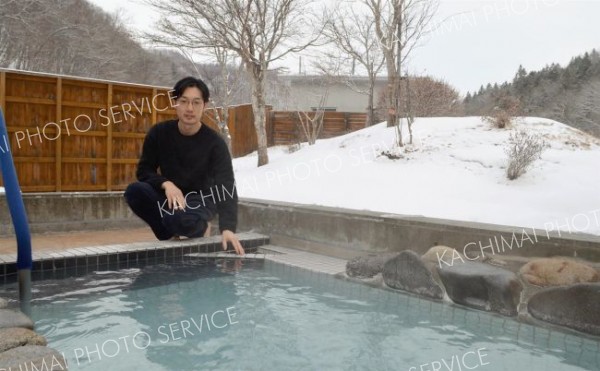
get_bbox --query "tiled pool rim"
[0,232,270,282]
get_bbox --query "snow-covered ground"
[233,116,600,236]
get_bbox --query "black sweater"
[136,120,238,233]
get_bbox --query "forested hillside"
[0,0,196,86]
[464,50,600,137]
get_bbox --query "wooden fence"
[0,69,367,192]
[0,69,259,192]
[266,110,367,146]
[203,103,258,158]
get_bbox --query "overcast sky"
[89,0,600,95]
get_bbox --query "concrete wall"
[2,193,599,262]
[0,192,143,236]
[237,198,600,261]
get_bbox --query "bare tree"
[364,0,438,146]
[211,48,241,155]
[264,71,293,110]
[403,69,416,144]
[376,76,460,115]
[322,2,385,127]
[143,0,324,166]
[296,87,329,145]
[294,59,342,145]
[193,47,250,155]
[409,76,461,116]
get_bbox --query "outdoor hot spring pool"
[5,258,600,370]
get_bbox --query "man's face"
[174,86,205,126]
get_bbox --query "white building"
[274,74,388,113]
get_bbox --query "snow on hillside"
[233,116,600,236]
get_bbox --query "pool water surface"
[17,258,600,370]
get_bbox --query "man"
[124,76,244,255]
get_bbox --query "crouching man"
[124,76,244,255]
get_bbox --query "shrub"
[505,130,547,180]
[287,143,301,153]
[484,95,521,129]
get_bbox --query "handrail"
[0,107,32,316]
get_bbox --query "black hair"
[172,77,210,103]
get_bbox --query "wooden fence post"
[151,88,158,125]
[55,77,62,192]
[269,110,275,147]
[106,84,114,191]
[0,71,5,110]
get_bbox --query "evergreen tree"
[461,49,600,138]
[514,65,527,82]
[577,52,592,80]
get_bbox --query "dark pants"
[124,182,213,240]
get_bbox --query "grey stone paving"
[260,245,347,275]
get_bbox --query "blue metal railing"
[0,107,32,316]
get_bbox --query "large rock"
[383,250,443,299]
[0,345,67,370]
[0,328,47,352]
[520,258,599,287]
[528,283,600,336]
[0,309,34,330]
[346,253,398,278]
[422,245,459,265]
[438,261,523,316]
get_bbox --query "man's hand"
[162,181,185,210]
[222,230,245,255]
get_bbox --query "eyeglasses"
[176,98,204,108]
